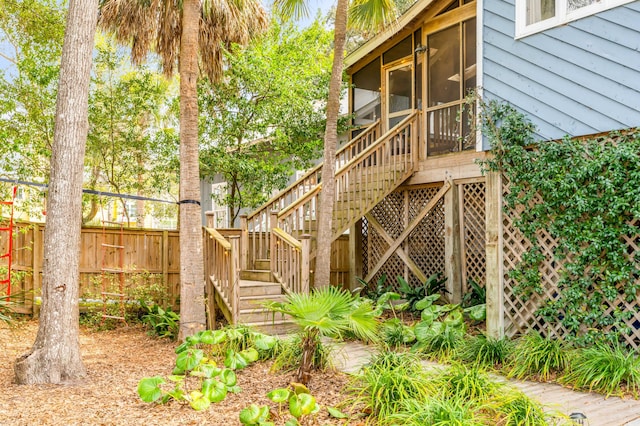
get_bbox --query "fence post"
[444,178,462,303]
[240,214,248,271]
[269,211,278,271]
[205,211,215,228]
[485,172,504,338]
[301,234,311,294]
[229,236,240,324]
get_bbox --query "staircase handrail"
[335,111,418,176]
[270,227,310,295]
[276,111,419,238]
[204,227,239,323]
[246,119,381,223]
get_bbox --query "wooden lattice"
[461,182,486,293]
[502,178,640,348]
[365,185,445,291]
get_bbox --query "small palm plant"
[264,286,379,384]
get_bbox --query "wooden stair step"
[239,294,285,310]
[238,280,282,297]
[240,269,273,282]
[254,259,271,270]
[244,318,298,335]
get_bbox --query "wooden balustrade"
[276,112,419,241]
[243,119,381,268]
[270,227,310,295]
[204,227,239,323]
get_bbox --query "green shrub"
[381,318,415,348]
[506,332,569,380]
[346,351,432,421]
[140,300,180,339]
[434,363,500,402]
[389,396,483,426]
[560,343,640,397]
[460,334,512,369]
[487,391,550,426]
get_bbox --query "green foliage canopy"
[480,100,640,346]
[198,21,337,224]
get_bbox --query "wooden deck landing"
[331,341,640,426]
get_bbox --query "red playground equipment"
[0,186,17,297]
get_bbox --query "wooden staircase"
[204,111,421,329]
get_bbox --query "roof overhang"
[344,0,436,70]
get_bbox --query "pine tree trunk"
[314,0,349,288]
[14,0,98,384]
[178,0,207,340]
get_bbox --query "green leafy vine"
[478,99,640,345]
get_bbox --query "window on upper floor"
[515,0,635,38]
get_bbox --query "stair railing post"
[229,236,240,325]
[240,214,248,270]
[411,113,419,167]
[270,210,279,277]
[301,234,311,294]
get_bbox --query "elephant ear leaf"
[137,376,165,403]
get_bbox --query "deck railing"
[242,119,381,269]
[276,111,420,240]
[204,227,239,324]
[270,221,310,295]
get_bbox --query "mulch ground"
[0,321,352,426]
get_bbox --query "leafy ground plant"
[239,384,322,426]
[506,332,569,381]
[411,295,465,360]
[137,327,278,411]
[560,343,640,397]
[460,334,513,369]
[139,300,180,339]
[271,334,332,373]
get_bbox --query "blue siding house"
[481,0,640,144]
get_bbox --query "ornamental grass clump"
[346,351,432,421]
[506,332,569,381]
[460,334,513,369]
[560,343,640,397]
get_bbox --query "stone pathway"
[330,341,640,426]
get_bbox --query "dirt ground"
[0,321,352,426]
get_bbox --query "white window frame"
[515,0,635,38]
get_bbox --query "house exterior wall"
[481,0,640,148]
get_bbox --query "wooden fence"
[0,221,352,316]
[0,222,180,314]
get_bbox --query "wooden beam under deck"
[405,150,487,185]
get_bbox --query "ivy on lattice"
[478,99,640,346]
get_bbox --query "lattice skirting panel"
[361,185,446,291]
[461,181,486,293]
[502,178,640,348]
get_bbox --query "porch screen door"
[385,62,413,130]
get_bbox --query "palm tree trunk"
[296,330,318,385]
[14,0,98,384]
[314,0,349,288]
[178,0,207,340]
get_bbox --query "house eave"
[344,0,436,70]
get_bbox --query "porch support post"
[348,219,363,292]
[485,172,504,338]
[240,214,248,271]
[444,179,463,303]
[301,234,311,294]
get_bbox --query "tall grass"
[345,351,432,421]
[560,343,640,397]
[460,334,512,369]
[506,332,569,380]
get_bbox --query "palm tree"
[265,286,379,384]
[98,0,268,339]
[273,0,396,287]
